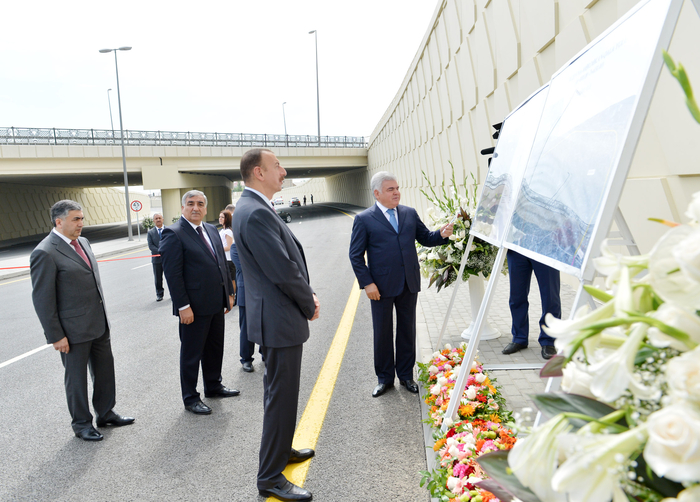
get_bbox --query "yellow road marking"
[266,280,362,500]
[0,277,30,286]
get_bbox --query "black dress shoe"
[242,361,254,373]
[259,480,312,501]
[541,345,557,359]
[156,295,163,302]
[502,342,527,355]
[372,382,394,397]
[75,426,103,441]
[288,448,315,463]
[400,379,419,394]
[185,401,212,415]
[204,386,240,398]
[96,412,135,427]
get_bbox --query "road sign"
[130,200,143,212]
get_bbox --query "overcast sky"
[1,0,438,139]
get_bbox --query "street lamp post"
[282,101,288,145]
[100,46,133,241]
[107,88,115,138]
[308,30,321,146]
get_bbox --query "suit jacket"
[30,232,109,344]
[349,203,447,297]
[231,190,315,348]
[159,217,233,317]
[147,226,163,263]
[230,243,245,307]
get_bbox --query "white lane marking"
[0,344,51,370]
[131,263,151,270]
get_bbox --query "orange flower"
[433,437,446,451]
[481,490,497,501]
[441,403,449,411]
[475,438,485,452]
[489,414,501,423]
[431,406,438,414]
[459,404,475,417]
[487,384,497,394]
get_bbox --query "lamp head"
[99,49,112,53]
[118,46,132,51]
[308,30,316,34]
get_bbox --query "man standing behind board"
[349,172,453,398]
[232,148,319,502]
[159,190,240,415]
[30,199,135,441]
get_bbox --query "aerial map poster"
[471,86,549,247]
[504,0,673,277]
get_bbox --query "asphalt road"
[0,203,431,502]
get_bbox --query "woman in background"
[218,210,237,306]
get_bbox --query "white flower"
[593,239,649,289]
[648,225,700,309]
[649,302,700,352]
[509,415,571,502]
[666,346,700,405]
[465,386,477,400]
[444,343,452,350]
[552,425,648,502]
[544,301,615,355]
[444,417,454,428]
[587,323,657,402]
[662,485,700,502]
[430,384,441,395]
[454,241,463,250]
[428,365,439,376]
[674,228,700,284]
[560,361,596,399]
[427,251,440,261]
[474,373,487,384]
[443,364,452,371]
[685,191,700,224]
[437,376,448,387]
[644,401,700,483]
[446,476,462,494]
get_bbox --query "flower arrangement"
[417,164,502,292]
[418,343,517,501]
[470,200,700,502]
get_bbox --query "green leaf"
[532,392,619,430]
[539,355,565,378]
[474,450,542,502]
[583,284,613,303]
[633,453,684,497]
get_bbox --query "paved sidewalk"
[415,273,575,428]
[0,238,149,281]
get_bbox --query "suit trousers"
[370,284,418,384]
[60,331,116,432]
[178,310,225,405]
[257,344,303,490]
[238,305,256,364]
[506,250,560,347]
[152,261,164,296]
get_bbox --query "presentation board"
[503,0,673,277]
[471,86,549,247]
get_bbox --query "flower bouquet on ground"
[418,343,517,501]
[417,164,502,292]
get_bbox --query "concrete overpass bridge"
[0,126,368,238]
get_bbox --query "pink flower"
[453,462,469,479]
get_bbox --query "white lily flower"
[661,485,700,502]
[560,360,596,399]
[684,191,700,224]
[552,424,649,502]
[587,323,655,402]
[649,302,700,352]
[673,228,700,284]
[644,401,700,483]
[544,301,615,356]
[614,266,633,318]
[648,225,700,309]
[508,415,571,502]
[593,239,649,289]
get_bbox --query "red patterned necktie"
[196,226,217,260]
[70,240,92,269]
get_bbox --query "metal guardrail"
[0,127,368,149]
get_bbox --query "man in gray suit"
[146,213,165,301]
[232,149,319,502]
[30,200,134,441]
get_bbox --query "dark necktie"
[196,226,217,260]
[70,240,92,269]
[158,228,162,238]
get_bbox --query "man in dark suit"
[232,149,319,502]
[30,199,134,441]
[159,190,240,415]
[349,172,453,398]
[146,213,165,301]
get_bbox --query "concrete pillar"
[199,186,232,222]
[161,188,182,225]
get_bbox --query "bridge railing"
[0,127,368,149]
